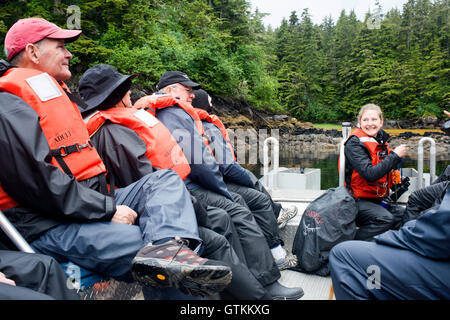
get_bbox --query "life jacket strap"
[144,106,155,114]
[49,141,93,177]
[62,87,89,110]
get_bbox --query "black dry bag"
[292,186,357,276]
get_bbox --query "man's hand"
[0,272,16,286]
[111,205,138,225]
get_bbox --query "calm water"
[242,153,450,190]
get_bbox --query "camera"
[387,176,410,202]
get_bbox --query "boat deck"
[276,190,334,300]
[121,191,333,301]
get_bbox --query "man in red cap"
[4,18,81,81]
[0,18,232,299]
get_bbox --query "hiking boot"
[131,238,232,297]
[275,252,298,271]
[265,281,304,300]
[277,205,298,229]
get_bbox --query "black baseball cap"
[156,71,201,91]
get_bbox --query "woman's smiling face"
[359,109,383,137]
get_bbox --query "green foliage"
[0,0,448,120]
[270,0,449,121]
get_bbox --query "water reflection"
[241,151,450,190]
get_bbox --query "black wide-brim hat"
[78,64,137,114]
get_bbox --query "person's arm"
[156,107,233,200]
[90,122,154,188]
[376,185,450,259]
[345,136,401,182]
[203,122,254,188]
[0,93,115,222]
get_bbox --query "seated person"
[0,248,79,300]
[134,70,304,300]
[0,17,230,299]
[78,64,305,300]
[329,182,450,299]
[344,104,407,241]
[191,88,298,269]
[78,64,274,300]
[329,110,450,300]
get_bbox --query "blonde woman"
[344,104,407,241]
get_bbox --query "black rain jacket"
[0,91,115,243]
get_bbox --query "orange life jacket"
[346,128,395,199]
[134,95,212,151]
[0,182,19,211]
[0,67,106,210]
[194,108,236,161]
[85,107,191,180]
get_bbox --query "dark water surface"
[242,153,450,190]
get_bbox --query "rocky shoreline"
[126,91,449,160]
[211,99,449,161]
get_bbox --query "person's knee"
[329,241,366,273]
[383,213,396,224]
[379,211,395,227]
[207,207,233,240]
[33,253,61,274]
[329,241,348,268]
[253,192,272,210]
[329,241,369,299]
[142,169,183,187]
[210,233,229,253]
[200,231,230,259]
[230,192,248,207]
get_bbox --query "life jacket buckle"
[74,143,83,153]
[57,141,92,157]
[59,145,69,157]
[76,141,93,151]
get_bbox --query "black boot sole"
[131,257,232,297]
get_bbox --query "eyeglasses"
[173,84,194,94]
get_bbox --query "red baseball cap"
[4,17,81,60]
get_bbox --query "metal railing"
[339,122,352,187]
[417,137,436,189]
[263,137,279,190]
[0,210,35,253]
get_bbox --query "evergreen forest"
[1,0,449,122]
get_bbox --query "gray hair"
[158,84,180,95]
[8,38,46,66]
